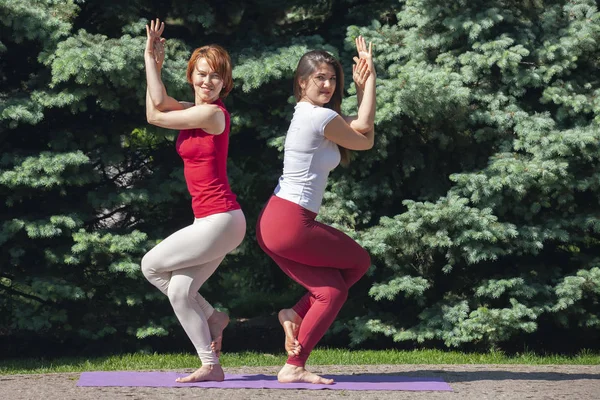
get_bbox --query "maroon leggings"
[256,195,371,367]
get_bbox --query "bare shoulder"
[191,104,226,134]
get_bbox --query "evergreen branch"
[88,206,129,226]
[0,285,51,306]
[0,272,16,281]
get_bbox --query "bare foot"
[277,363,334,384]
[208,311,229,358]
[175,364,225,383]
[278,309,302,356]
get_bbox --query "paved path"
[2,364,599,399]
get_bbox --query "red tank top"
[176,99,241,218]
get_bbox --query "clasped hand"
[352,36,375,90]
[145,18,166,68]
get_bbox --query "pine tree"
[2,0,598,354]
[344,0,600,349]
[0,0,397,352]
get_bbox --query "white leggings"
[141,209,246,365]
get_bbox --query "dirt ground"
[1,364,599,400]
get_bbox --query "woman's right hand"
[145,18,165,68]
[354,35,375,77]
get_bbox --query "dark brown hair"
[186,44,233,99]
[293,50,351,165]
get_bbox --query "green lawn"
[1,348,599,375]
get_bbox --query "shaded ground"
[1,364,599,400]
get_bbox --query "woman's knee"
[316,285,348,309]
[167,282,191,309]
[140,252,156,280]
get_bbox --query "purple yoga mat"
[77,371,452,391]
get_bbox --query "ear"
[299,78,307,90]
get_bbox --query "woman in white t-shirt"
[256,37,376,384]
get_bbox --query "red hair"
[186,44,233,99]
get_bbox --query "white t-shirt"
[274,101,341,213]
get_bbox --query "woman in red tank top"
[141,19,245,383]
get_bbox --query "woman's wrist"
[144,53,156,63]
[366,67,376,79]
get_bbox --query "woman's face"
[299,63,336,107]
[192,58,224,104]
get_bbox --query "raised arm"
[144,18,191,111]
[146,93,226,134]
[325,36,376,151]
[349,36,376,133]
[343,55,371,130]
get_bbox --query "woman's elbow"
[151,98,168,112]
[353,121,374,135]
[360,131,375,150]
[146,112,158,125]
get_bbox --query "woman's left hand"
[352,57,370,91]
[153,36,166,69]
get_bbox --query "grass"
[1,348,599,375]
